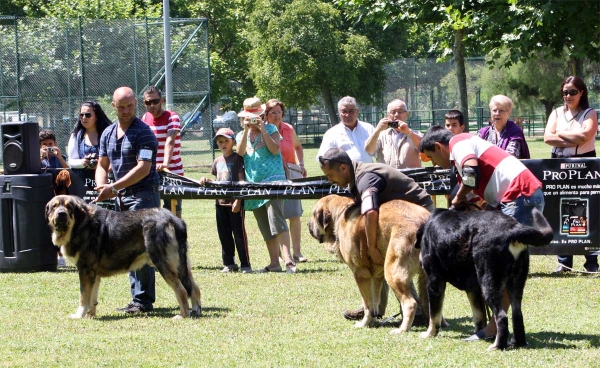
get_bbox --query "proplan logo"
[561,163,587,169]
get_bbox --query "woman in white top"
[67,101,112,170]
[544,76,597,158]
[544,76,598,274]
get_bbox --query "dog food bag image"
[560,199,570,234]
[568,199,588,236]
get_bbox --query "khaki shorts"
[252,199,289,241]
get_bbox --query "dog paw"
[419,331,435,338]
[69,313,84,319]
[189,308,202,318]
[172,315,185,320]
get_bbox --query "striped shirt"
[141,110,184,175]
[99,117,159,191]
[449,133,540,207]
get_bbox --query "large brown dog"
[308,195,431,333]
[45,195,202,319]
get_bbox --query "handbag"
[284,162,303,180]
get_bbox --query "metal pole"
[163,0,173,110]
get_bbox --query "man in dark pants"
[319,148,435,321]
[95,86,160,314]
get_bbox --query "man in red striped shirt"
[420,125,544,342]
[141,86,184,217]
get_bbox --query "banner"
[45,158,600,256]
[523,158,600,256]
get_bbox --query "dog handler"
[319,148,435,320]
[420,125,544,341]
[94,86,160,314]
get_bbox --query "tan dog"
[308,195,431,333]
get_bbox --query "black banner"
[523,158,600,256]
[46,158,600,256]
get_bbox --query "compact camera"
[88,153,98,168]
[249,118,258,125]
[46,147,56,153]
[388,121,399,128]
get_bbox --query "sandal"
[293,255,308,263]
[286,262,297,274]
[257,265,282,273]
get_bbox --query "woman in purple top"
[478,95,530,159]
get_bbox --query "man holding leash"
[95,86,160,314]
[319,148,435,321]
[419,125,544,341]
[141,85,184,218]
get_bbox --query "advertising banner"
[523,158,600,256]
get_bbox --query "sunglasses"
[79,112,92,118]
[144,98,161,106]
[562,89,580,97]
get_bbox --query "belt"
[122,185,159,196]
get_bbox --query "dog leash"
[376,312,402,327]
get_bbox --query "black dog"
[416,207,553,350]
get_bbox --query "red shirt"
[141,110,184,175]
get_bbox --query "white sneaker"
[240,267,253,274]
[221,264,239,273]
[57,257,67,268]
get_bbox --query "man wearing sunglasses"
[141,86,184,218]
[319,147,435,321]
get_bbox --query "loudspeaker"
[1,122,41,175]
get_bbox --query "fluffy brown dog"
[308,195,431,333]
[45,195,202,319]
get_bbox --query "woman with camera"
[67,101,112,171]
[236,97,296,273]
[544,76,598,274]
[364,99,423,168]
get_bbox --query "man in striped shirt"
[420,125,544,341]
[141,86,184,218]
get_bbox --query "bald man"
[95,86,160,314]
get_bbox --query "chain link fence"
[0,16,213,171]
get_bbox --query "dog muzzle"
[53,211,70,231]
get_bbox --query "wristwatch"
[110,185,119,195]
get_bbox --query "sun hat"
[237,97,265,118]
[214,127,235,140]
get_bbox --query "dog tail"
[510,208,554,247]
[176,220,194,296]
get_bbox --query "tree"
[488,0,600,77]
[172,0,257,112]
[336,0,515,131]
[246,0,408,124]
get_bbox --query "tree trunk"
[322,83,338,126]
[453,28,469,132]
[569,57,584,77]
[543,101,555,123]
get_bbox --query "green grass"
[1,140,599,367]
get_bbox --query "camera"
[46,147,55,153]
[88,153,98,168]
[249,118,258,125]
[388,121,399,128]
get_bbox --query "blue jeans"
[119,190,160,307]
[499,187,544,227]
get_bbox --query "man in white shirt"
[317,96,374,163]
[364,99,423,169]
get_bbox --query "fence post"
[13,16,21,115]
[78,17,86,100]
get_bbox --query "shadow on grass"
[524,331,600,349]
[95,306,231,321]
[528,271,598,278]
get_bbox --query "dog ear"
[322,209,332,231]
[44,200,52,223]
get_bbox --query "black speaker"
[1,122,41,175]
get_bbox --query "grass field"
[0,139,599,367]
